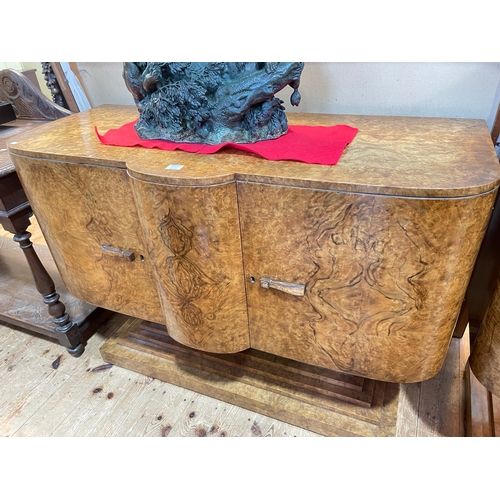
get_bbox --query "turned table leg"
[12,230,85,357]
[0,168,85,356]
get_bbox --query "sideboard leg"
[13,230,84,357]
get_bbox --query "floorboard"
[1,315,319,437]
[0,313,481,437]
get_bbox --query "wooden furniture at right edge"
[8,105,500,435]
[462,102,500,430]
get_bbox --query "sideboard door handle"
[101,244,135,262]
[260,277,305,297]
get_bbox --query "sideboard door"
[130,179,250,354]
[12,156,164,323]
[238,182,496,383]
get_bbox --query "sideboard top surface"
[7,104,500,198]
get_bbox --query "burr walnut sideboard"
[7,104,500,384]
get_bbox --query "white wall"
[0,62,23,70]
[76,62,500,131]
[77,62,133,107]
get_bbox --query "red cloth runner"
[95,120,358,165]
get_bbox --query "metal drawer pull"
[260,277,305,297]
[101,244,135,262]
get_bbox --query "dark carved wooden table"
[0,70,98,356]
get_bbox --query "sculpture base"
[100,317,401,436]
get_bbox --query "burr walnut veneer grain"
[239,183,495,382]
[8,105,500,385]
[12,156,164,324]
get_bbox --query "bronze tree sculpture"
[123,62,304,144]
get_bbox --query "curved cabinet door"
[238,182,496,383]
[131,178,250,354]
[12,155,164,323]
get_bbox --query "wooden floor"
[1,218,500,437]
[1,311,324,437]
